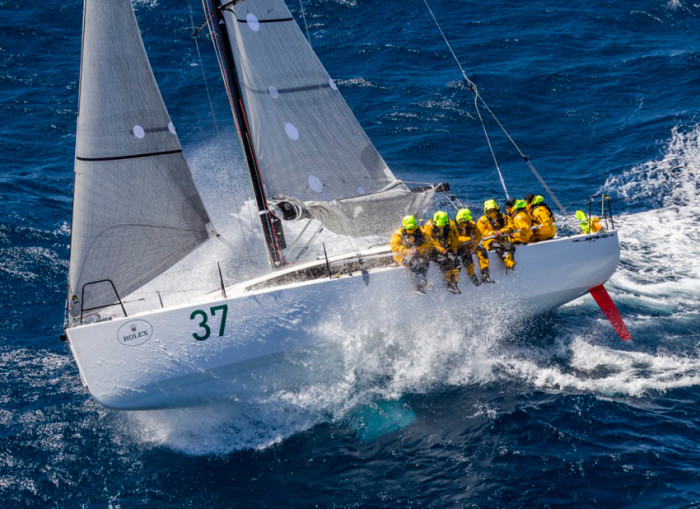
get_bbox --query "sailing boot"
[446,273,461,294]
[504,256,516,276]
[414,271,429,294]
[481,268,495,284]
[466,264,481,287]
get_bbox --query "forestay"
[68,0,211,321]
[218,0,433,236]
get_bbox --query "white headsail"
[217,0,433,237]
[68,0,211,321]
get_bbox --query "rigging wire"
[298,0,312,44]
[472,93,509,199]
[214,232,261,266]
[421,0,568,215]
[188,1,219,137]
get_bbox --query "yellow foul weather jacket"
[455,220,482,248]
[530,203,556,240]
[423,219,460,252]
[476,213,514,241]
[476,212,515,270]
[390,226,435,265]
[509,210,532,244]
[455,220,487,273]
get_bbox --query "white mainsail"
[217,0,433,237]
[68,0,211,321]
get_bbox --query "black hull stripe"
[76,149,182,162]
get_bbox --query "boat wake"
[115,125,700,454]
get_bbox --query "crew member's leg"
[478,241,495,283]
[458,246,481,287]
[432,251,461,294]
[404,254,430,293]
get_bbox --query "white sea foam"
[498,337,700,397]
[603,125,700,307]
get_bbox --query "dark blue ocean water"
[1,0,699,507]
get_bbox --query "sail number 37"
[190,305,228,341]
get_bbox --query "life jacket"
[433,226,450,248]
[456,220,480,244]
[402,227,425,247]
[488,214,506,230]
[424,220,459,251]
[456,221,476,236]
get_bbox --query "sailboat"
[63,0,627,410]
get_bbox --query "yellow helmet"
[455,208,472,223]
[433,211,449,228]
[513,199,527,211]
[484,200,499,213]
[402,215,418,231]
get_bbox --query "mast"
[207,0,286,268]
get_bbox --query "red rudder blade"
[589,284,632,341]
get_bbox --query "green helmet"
[402,215,418,231]
[513,199,527,211]
[532,195,544,205]
[433,211,449,228]
[455,208,472,224]
[484,199,499,213]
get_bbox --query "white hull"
[65,232,620,409]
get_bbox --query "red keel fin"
[589,284,631,341]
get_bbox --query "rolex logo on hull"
[117,320,153,346]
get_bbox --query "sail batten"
[68,0,211,320]
[76,149,183,162]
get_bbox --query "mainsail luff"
[205,0,287,268]
[68,0,211,321]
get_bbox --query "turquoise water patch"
[344,399,416,440]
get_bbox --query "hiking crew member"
[526,194,556,241]
[423,211,461,294]
[476,200,516,277]
[575,210,605,234]
[508,199,532,244]
[390,215,434,293]
[454,208,489,286]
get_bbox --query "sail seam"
[76,149,183,162]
